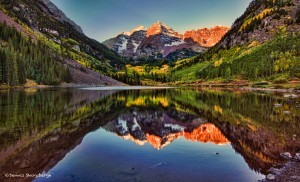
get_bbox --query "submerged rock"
[266,174,276,180]
[295,153,300,161]
[291,176,300,180]
[123,167,138,175]
[268,167,281,175]
[280,152,293,160]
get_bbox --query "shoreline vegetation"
[1,79,300,94]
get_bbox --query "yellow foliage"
[126,96,169,107]
[214,59,223,67]
[159,98,169,107]
[214,105,223,113]
[160,64,169,73]
[247,124,257,132]
[239,8,273,32]
[126,97,145,107]
[24,79,38,87]
[238,139,274,164]
[248,41,259,48]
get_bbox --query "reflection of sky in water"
[35,128,264,182]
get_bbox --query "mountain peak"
[117,26,147,37]
[130,26,147,35]
[146,21,181,38]
[154,21,163,25]
[152,21,170,28]
[120,31,130,36]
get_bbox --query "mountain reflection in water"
[0,88,299,182]
[104,114,229,150]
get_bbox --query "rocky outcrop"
[184,26,230,47]
[39,0,83,33]
[218,0,300,49]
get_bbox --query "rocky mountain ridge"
[103,22,229,61]
[39,0,83,33]
[218,0,300,48]
[184,26,230,47]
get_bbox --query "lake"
[0,87,299,182]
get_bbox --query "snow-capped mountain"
[103,111,229,150]
[102,21,230,61]
[102,25,147,58]
[137,21,187,60]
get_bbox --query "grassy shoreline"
[1,80,300,93]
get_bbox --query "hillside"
[171,0,300,84]
[0,0,124,86]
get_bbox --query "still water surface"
[0,87,299,182]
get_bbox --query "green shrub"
[273,75,289,84]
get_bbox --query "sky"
[51,0,252,42]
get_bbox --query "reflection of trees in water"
[0,90,71,150]
[0,89,123,182]
[0,89,121,155]
[169,89,300,174]
[0,88,299,180]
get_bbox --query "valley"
[0,0,299,88]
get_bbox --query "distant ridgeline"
[0,0,124,86]
[170,0,300,83]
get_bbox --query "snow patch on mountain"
[132,118,141,131]
[164,124,186,131]
[118,37,128,53]
[133,41,140,53]
[117,118,128,135]
[165,40,185,47]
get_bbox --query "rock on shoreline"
[262,152,300,182]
